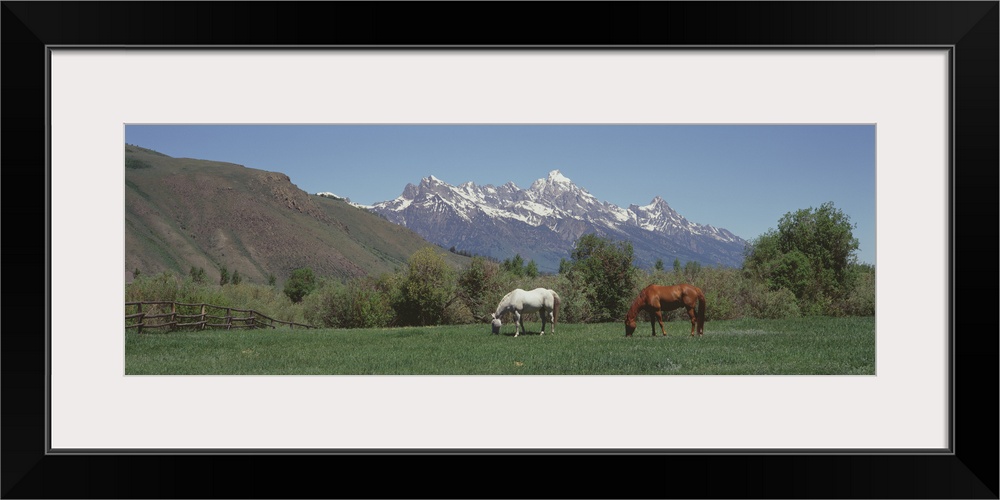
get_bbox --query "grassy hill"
[124,145,469,285]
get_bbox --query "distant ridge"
[124,145,468,284]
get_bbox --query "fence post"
[137,302,144,334]
[200,304,207,330]
[226,308,232,330]
[171,302,177,332]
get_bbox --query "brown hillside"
[124,145,468,285]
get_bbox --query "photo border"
[5,2,997,498]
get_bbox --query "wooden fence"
[125,301,314,333]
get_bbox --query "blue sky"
[125,124,876,265]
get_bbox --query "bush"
[566,234,639,323]
[691,266,742,321]
[303,278,394,329]
[126,271,181,302]
[739,281,801,320]
[283,267,316,303]
[457,256,505,322]
[189,266,207,284]
[125,157,152,169]
[830,264,875,316]
[394,247,457,326]
[125,273,307,325]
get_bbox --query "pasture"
[125,316,875,375]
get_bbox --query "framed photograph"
[6,2,997,498]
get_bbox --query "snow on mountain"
[316,192,371,209]
[366,170,749,272]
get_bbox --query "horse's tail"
[550,289,561,328]
[696,288,706,335]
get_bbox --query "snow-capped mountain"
[368,170,748,273]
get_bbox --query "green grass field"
[125,316,875,375]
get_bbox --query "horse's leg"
[687,307,697,336]
[514,311,521,337]
[654,311,666,336]
[540,309,546,335]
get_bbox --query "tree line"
[127,202,874,328]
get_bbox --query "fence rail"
[125,301,314,333]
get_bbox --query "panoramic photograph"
[124,124,876,375]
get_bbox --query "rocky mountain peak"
[367,171,748,272]
[529,169,576,193]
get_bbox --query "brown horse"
[624,284,706,337]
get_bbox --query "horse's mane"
[494,289,519,316]
[624,288,648,321]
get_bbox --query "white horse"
[491,288,561,337]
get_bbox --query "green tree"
[219,266,230,286]
[673,258,682,274]
[568,233,638,322]
[189,266,206,284]
[395,247,457,326]
[283,267,316,303]
[267,273,277,287]
[502,254,526,277]
[683,261,701,280]
[654,259,664,271]
[558,258,571,274]
[231,269,242,286]
[457,256,504,321]
[743,201,861,315]
[525,259,539,278]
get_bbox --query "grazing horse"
[624,284,706,337]
[491,288,561,337]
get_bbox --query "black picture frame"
[4,2,997,498]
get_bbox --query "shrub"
[125,157,152,169]
[456,256,505,322]
[302,280,342,327]
[547,270,594,324]
[830,264,875,316]
[189,266,207,284]
[393,247,457,326]
[342,278,394,328]
[739,281,801,320]
[283,267,316,303]
[126,271,180,302]
[566,233,639,323]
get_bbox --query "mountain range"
[125,143,749,283]
[368,170,748,273]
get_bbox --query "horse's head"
[624,318,637,337]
